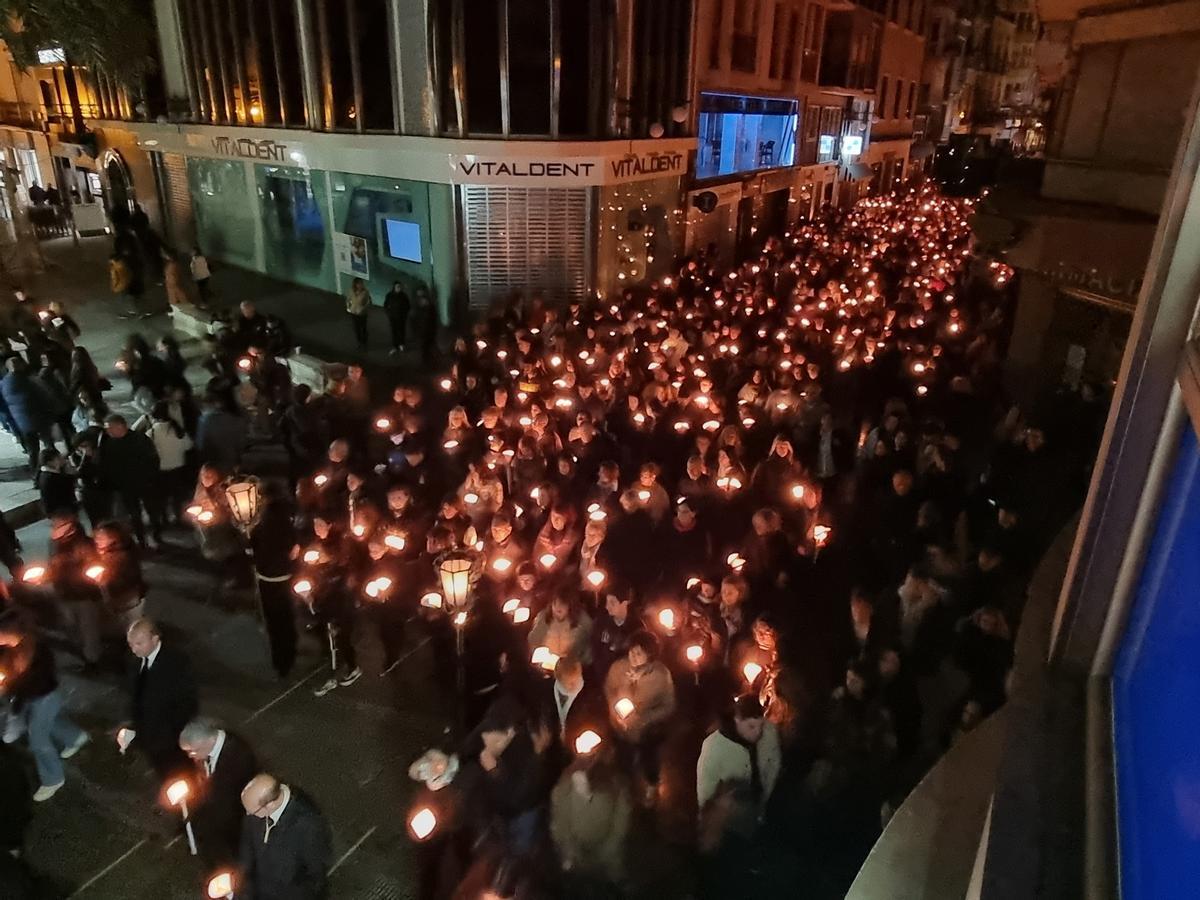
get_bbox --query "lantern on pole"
[435,549,479,715]
[223,476,263,533]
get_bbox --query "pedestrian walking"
[122,617,198,781]
[345,277,371,351]
[0,356,57,474]
[248,485,299,679]
[96,414,163,549]
[179,718,259,866]
[0,622,90,801]
[384,281,410,354]
[238,773,332,900]
[190,247,212,307]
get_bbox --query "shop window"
[356,0,395,131]
[509,0,552,135]
[696,92,798,179]
[732,0,759,72]
[341,187,414,239]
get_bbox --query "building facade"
[679,0,927,261]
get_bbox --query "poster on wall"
[334,232,370,279]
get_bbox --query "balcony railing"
[0,101,45,130]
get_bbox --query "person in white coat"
[146,401,194,524]
[696,694,783,849]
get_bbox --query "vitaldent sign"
[450,146,689,187]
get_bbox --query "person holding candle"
[602,631,676,806]
[179,717,258,865]
[549,750,632,893]
[527,596,593,668]
[123,617,197,780]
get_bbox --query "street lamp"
[435,549,478,717]
[223,476,271,661]
[224,476,263,532]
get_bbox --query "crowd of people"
[0,182,1103,899]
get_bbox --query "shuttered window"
[462,186,588,311]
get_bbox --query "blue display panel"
[384,219,422,263]
[1113,424,1200,900]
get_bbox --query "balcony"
[0,101,46,131]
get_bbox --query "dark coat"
[97,429,160,493]
[0,371,55,434]
[191,731,259,865]
[129,642,199,776]
[238,787,332,900]
[540,678,608,774]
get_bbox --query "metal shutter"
[462,186,588,312]
[156,151,195,250]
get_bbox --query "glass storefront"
[187,158,259,270]
[257,165,334,292]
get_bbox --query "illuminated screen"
[385,219,422,263]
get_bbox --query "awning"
[846,162,874,180]
[910,141,936,159]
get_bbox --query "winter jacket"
[549,773,631,883]
[0,371,55,434]
[696,720,783,810]
[148,420,193,472]
[96,430,160,493]
[603,658,676,741]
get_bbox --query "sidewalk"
[1,236,423,522]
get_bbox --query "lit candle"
[420,592,443,609]
[293,579,313,596]
[513,607,531,624]
[207,872,235,899]
[410,807,438,840]
[614,697,635,720]
[531,646,559,671]
[198,510,214,524]
[586,569,606,588]
[539,553,557,568]
[375,417,392,431]
[21,565,46,584]
[314,474,329,487]
[502,598,521,614]
[790,484,806,501]
[575,730,603,754]
[743,661,763,684]
[657,608,676,631]
[85,565,105,582]
[492,557,512,573]
[686,644,703,663]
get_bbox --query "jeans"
[505,807,542,857]
[25,690,86,787]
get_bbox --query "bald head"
[241,773,285,817]
[126,618,161,658]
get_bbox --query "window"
[696,92,799,178]
[509,0,552,135]
[710,0,725,67]
[783,10,801,80]
[732,0,759,72]
[879,76,889,119]
[894,78,903,119]
[801,4,822,82]
[906,81,916,118]
[817,105,843,162]
[769,3,786,79]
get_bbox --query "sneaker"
[33,782,64,802]
[338,667,363,687]
[60,732,90,759]
[312,677,339,697]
